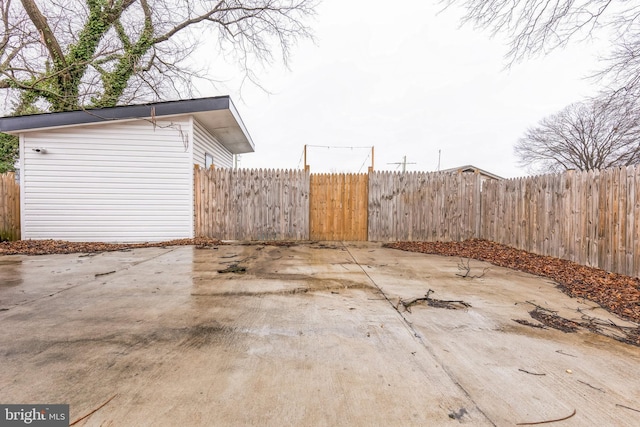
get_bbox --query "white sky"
[201,1,606,177]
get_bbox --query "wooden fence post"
[0,172,20,241]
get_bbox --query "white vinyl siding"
[22,119,193,242]
[192,119,233,169]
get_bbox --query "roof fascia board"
[227,98,255,151]
[0,96,231,133]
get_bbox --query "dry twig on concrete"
[516,408,576,425]
[518,368,546,376]
[615,404,640,413]
[577,380,605,393]
[456,258,489,279]
[70,394,117,426]
[555,349,577,358]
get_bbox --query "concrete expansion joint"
[341,242,496,426]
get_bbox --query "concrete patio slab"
[0,242,638,426]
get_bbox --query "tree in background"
[514,98,640,173]
[0,133,18,173]
[445,0,640,172]
[443,0,639,89]
[0,0,316,114]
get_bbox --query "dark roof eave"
[0,96,255,154]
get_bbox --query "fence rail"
[0,172,20,241]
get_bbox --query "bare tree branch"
[0,0,317,113]
[444,0,618,64]
[514,96,640,173]
[19,0,67,68]
[445,0,640,98]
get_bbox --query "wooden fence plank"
[624,166,634,275]
[194,167,310,240]
[0,172,20,241]
[633,167,640,277]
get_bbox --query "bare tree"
[444,1,640,172]
[0,0,316,113]
[514,97,640,173]
[443,0,640,93]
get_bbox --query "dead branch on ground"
[524,301,558,314]
[456,258,489,279]
[529,309,580,333]
[513,319,547,329]
[397,289,471,312]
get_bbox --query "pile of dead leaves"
[384,239,640,324]
[0,237,222,256]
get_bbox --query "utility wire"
[357,153,371,173]
[305,144,373,149]
[296,146,305,169]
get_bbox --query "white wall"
[192,119,233,169]
[21,119,194,242]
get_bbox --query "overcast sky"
[199,0,605,178]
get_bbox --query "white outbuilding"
[0,96,254,242]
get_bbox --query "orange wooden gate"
[309,173,368,241]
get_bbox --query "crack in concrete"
[341,242,497,426]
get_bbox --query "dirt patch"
[0,237,223,256]
[217,264,247,274]
[385,239,640,325]
[192,277,375,298]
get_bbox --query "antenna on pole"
[387,155,416,172]
[437,149,441,171]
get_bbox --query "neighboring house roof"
[439,165,504,181]
[0,96,254,154]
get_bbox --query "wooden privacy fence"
[0,172,20,241]
[481,166,640,277]
[194,166,309,240]
[368,171,482,242]
[194,165,640,277]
